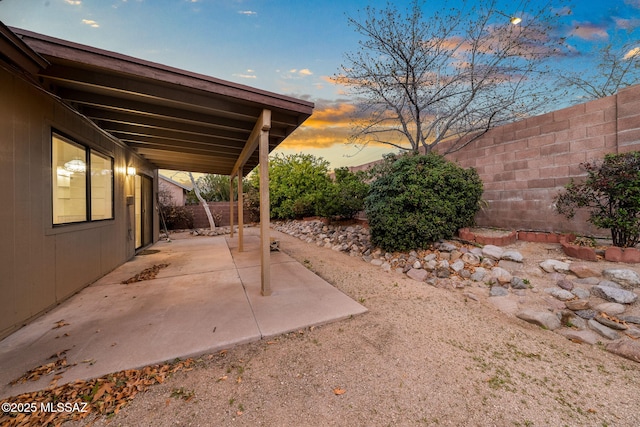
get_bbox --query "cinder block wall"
[438,84,640,237]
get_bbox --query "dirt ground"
[64,230,640,427]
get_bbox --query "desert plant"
[555,151,640,247]
[364,152,483,252]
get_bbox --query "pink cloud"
[569,22,609,41]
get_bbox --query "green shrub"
[364,152,483,252]
[316,167,369,220]
[555,151,640,247]
[251,153,331,219]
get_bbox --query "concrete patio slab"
[0,228,366,400]
[229,234,368,338]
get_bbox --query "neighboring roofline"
[159,174,194,192]
[0,21,49,74]
[10,26,314,115]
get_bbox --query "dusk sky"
[1,0,639,170]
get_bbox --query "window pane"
[90,151,113,220]
[52,134,87,224]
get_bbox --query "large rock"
[497,260,524,273]
[557,329,600,345]
[594,314,628,330]
[605,340,640,363]
[510,277,528,290]
[544,287,575,301]
[516,310,561,331]
[565,299,590,311]
[451,260,465,274]
[491,267,512,284]
[438,242,458,252]
[489,286,509,297]
[588,319,621,340]
[571,287,590,299]
[591,285,638,304]
[602,269,640,288]
[569,263,600,279]
[470,268,487,282]
[406,268,429,282]
[482,245,504,260]
[556,279,574,291]
[593,302,626,315]
[501,250,523,262]
[539,259,571,274]
[461,252,481,266]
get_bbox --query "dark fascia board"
[10,27,314,116]
[0,22,49,74]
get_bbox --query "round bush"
[364,152,483,252]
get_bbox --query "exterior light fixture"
[63,158,86,173]
[495,10,522,25]
[127,166,136,176]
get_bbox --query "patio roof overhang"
[4,24,314,296]
[10,26,314,176]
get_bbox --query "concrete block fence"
[436,84,640,237]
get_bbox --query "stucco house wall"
[158,176,190,206]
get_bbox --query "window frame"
[52,131,115,226]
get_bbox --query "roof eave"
[0,22,49,74]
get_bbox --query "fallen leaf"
[333,387,346,395]
[53,320,70,329]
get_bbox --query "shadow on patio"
[0,227,366,399]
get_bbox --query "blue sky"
[1,0,639,169]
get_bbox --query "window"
[90,151,113,220]
[52,133,114,225]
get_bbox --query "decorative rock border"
[518,231,572,244]
[559,235,599,262]
[559,235,640,264]
[458,228,517,246]
[460,228,640,264]
[605,246,640,263]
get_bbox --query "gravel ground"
[67,230,640,427]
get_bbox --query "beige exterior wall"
[0,63,157,339]
[159,178,187,206]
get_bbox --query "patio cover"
[5,24,314,295]
[10,26,314,176]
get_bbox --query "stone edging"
[459,228,569,246]
[460,228,640,264]
[560,235,640,263]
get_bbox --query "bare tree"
[337,0,567,154]
[559,39,640,101]
[188,172,216,231]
